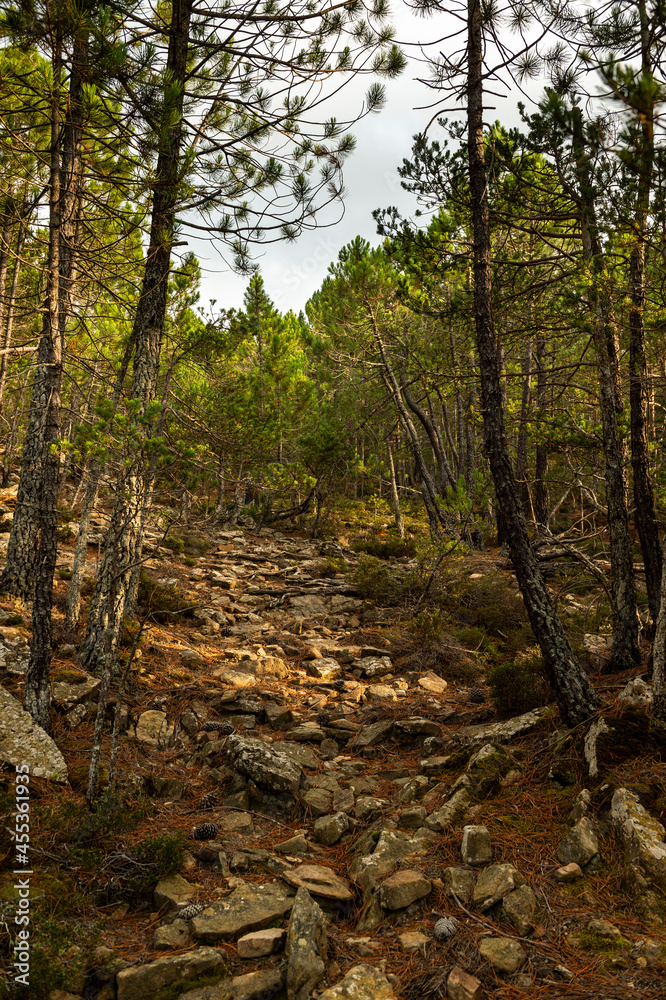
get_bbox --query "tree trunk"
[0,208,26,413]
[81,0,194,673]
[515,335,533,518]
[570,107,640,672]
[533,333,549,529]
[386,436,404,537]
[466,0,598,726]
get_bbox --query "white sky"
[190,2,541,316]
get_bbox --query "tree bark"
[81,0,194,673]
[515,335,533,519]
[533,333,549,529]
[466,0,598,726]
[386,435,404,537]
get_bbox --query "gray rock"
[265,703,294,730]
[286,887,327,1000]
[378,869,431,910]
[275,833,310,855]
[0,684,67,781]
[400,806,427,829]
[313,811,350,846]
[453,707,549,745]
[351,830,428,896]
[154,874,198,911]
[478,936,526,973]
[355,796,387,821]
[442,868,475,903]
[306,657,342,681]
[317,963,395,999]
[394,717,441,737]
[352,719,394,749]
[152,919,192,950]
[282,864,353,902]
[396,775,430,804]
[116,946,226,1000]
[556,817,599,867]
[51,675,101,708]
[426,788,470,832]
[179,968,284,1000]
[181,648,205,666]
[237,927,285,958]
[611,787,666,922]
[191,882,293,941]
[303,787,333,817]
[461,825,492,866]
[286,724,326,742]
[473,864,524,911]
[503,885,539,936]
[353,656,392,679]
[224,734,302,796]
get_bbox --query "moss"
[487,654,552,718]
[136,569,194,622]
[50,668,87,683]
[570,929,632,954]
[439,745,476,774]
[57,568,73,580]
[3,613,23,626]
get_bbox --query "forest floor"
[1,498,665,1000]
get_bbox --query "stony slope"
[1,517,666,1000]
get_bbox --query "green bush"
[487,654,552,717]
[164,535,185,553]
[353,555,408,604]
[352,537,416,559]
[136,569,194,621]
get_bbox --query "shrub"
[353,555,407,604]
[136,569,194,622]
[352,537,417,559]
[487,654,552,717]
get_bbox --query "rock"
[352,719,394,749]
[51,675,101,708]
[453,707,549,745]
[152,919,192,950]
[213,670,256,688]
[350,830,427,895]
[611,787,666,922]
[433,916,459,941]
[154,874,198,911]
[265,704,294,730]
[191,882,293,941]
[304,787,334,817]
[218,812,254,835]
[446,967,483,1000]
[313,812,350,846]
[503,885,539,936]
[286,724,326,742]
[400,806,427,829]
[417,672,448,694]
[587,918,621,938]
[306,658,342,681]
[442,868,475,903]
[286,887,327,1000]
[275,833,310,855]
[116,946,226,1000]
[355,796,387,821]
[354,656,392,679]
[317,963,395,1000]
[394,717,441,737]
[426,788,470,833]
[365,684,397,702]
[224,734,302,797]
[179,968,284,1000]
[619,677,653,707]
[466,742,516,797]
[236,927,285,958]
[478,936,527,973]
[398,931,430,951]
[556,818,599,867]
[290,595,327,615]
[134,710,174,746]
[181,648,205,666]
[282,864,353,902]
[378,869,431,910]
[473,864,524,911]
[149,776,186,800]
[320,738,339,760]
[555,863,582,883]
[461,825,492,866]
[0,684,67,781]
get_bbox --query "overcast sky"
[190,3,529,317]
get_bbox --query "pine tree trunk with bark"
[466,0,598,726]
[81,0,194,673]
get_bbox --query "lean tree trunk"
[0,209,26,412]
[570,108,640,672]
[386,436,404,537]
[24,33,85,727]
[628,2,662,626]
[466,0,598,726]
[515,335,533,518]
[533,333,549,529]
[81,0,193,673]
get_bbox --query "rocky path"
[1,520,666,999]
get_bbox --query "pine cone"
[220,627,232,638]
[178,902,205,921]
[316,711,331,727]
[333,679,346,692]
[198,791,219,811]
[201,720,234,735]
[468,687,485,704]
[190,823,218,840]
[433,916,459,941]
